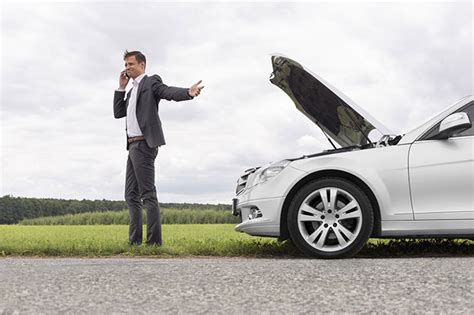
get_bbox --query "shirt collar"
[133,73,146,86]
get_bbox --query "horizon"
[0,194,232,205]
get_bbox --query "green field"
[0,224,472,257]
[0,224,294,257]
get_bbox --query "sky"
[1,1,472,204]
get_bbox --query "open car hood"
[270,55,392,147]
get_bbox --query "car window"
[422,102,474,140]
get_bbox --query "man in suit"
[113,50,203,246]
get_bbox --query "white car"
[232,55,474,259]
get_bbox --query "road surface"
[0,257,472,313]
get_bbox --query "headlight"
[252,159,290,186]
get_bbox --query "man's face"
[124,56,145,79]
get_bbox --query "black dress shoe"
[129,241,142,246]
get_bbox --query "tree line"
[19,209,240,225]
[0,195,231,224]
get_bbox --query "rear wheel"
[287,178,373,258]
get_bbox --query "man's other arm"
[114,70,130,118]
[113,90,127,118]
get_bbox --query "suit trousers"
[125,141,160,245]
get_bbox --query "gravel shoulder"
[1,257,473,314]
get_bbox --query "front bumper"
[231,165,307,237]
[233,196,284,237]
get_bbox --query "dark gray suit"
[113,74,192,245]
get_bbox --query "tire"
[287,177,374,259]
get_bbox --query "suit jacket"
[113,74,192,149]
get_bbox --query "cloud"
[1,2,472,203]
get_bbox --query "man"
[113,50,203,246]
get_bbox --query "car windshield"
[403,97,471,135]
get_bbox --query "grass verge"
[0,224,295,257]
[0,224,472,258]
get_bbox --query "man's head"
[123,50,146,79]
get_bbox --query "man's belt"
[128,136,145,144]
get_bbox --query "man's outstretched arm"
[151,75,204,102]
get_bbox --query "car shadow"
[252,239,474,259]
[355,239,474,259]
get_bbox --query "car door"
[408,102,474,220]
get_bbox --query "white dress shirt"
[121,73,146,137]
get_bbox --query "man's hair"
[123,50,146,66]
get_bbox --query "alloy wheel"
[297,187,362,252]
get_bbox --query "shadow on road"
[355,239,474,258]
[254,239,474,259]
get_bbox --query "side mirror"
[433,112,471,140]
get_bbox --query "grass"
[0,224,294,257]
[0,224,472,258]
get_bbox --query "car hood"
[270,55,392,148]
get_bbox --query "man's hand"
[188,80,204,97]
[119,70,130,89]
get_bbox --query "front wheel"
[287,178,374,259]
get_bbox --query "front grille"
[235,167,259,194]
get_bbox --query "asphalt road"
[0,257,472,314]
